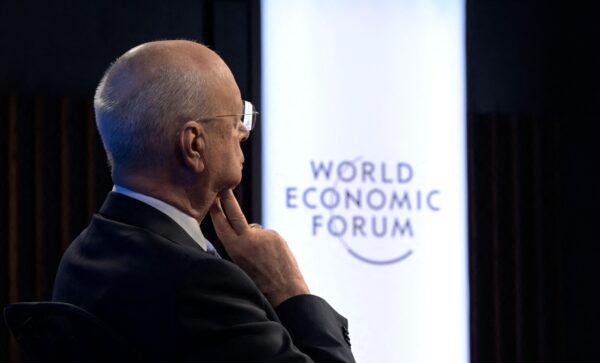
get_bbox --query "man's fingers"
[210,198,236,243]
[220,189,249,234]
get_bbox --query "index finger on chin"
[210,197,236,242]
[220,189,249,235]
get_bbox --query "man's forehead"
[219,95,244,114]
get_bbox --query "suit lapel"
[98,192,207,254]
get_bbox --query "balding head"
[94,40,240,172]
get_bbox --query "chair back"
[3,302,136,363]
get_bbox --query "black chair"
[3,302,137,363]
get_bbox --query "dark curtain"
[468,114,566,362]
[0,96,111,362]
[467,1,600,361]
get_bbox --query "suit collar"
[112,185,209,251]
[98,191,207,254]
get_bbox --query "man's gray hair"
[94,58,207,171]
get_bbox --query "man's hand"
[209,189,310,307]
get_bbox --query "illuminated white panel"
[262,1,468,362]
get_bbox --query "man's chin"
[217,178,242,195]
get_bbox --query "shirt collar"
[112,185,209,251]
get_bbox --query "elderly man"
[52,40,355,362]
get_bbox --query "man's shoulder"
[88,213,208,263]
[57,213,253,292]
[53,213,216,301]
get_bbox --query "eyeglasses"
[199,100,259,132]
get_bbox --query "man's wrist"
[268,284,310,307]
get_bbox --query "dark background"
[468,2,600,362]
[1,1,598,362]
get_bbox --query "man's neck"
[113,171,215,223]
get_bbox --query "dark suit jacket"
[52,192,355,362]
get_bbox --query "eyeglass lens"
[242,100,256,131]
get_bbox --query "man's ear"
[179,121,206,173]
